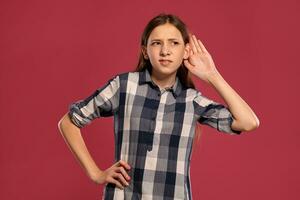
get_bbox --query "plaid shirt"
[68,68,242,200]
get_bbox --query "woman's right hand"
[91,160,131,190]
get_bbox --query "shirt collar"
[138,68,182,98]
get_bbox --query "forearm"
[58,114,102,180]
[206,71,260,131]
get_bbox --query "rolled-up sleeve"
[193,91,242,135]
[68,75,120,128]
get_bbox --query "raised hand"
[184,34,220,84]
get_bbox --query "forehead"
[148,23,183,40]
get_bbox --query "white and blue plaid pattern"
[68,68,242,200]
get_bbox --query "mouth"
[159,59,172,65]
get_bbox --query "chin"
[152,63,180,76]
[154,67,177,76]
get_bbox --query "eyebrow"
[150,38,180,42]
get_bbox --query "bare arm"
[57,113,131,189]
[57,113,103,182]
[207,72,260,131]
[184,34,260,132]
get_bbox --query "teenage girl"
[58,13,259,200]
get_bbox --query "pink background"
[1,0,299,199]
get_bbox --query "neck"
[150,69,176,90]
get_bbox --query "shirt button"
[147,145,153,151]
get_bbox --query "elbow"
[57,117,65,133]
[57,113,81,134]
[244,117,260,131]
[57,113,70,134]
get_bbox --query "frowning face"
[142,23,189,77]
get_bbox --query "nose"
[160,44,171,56]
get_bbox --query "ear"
[183,43,190,60]
[141,46,148,60]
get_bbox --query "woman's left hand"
[184,34,220,84]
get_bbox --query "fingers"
[113,170,129,187]
[189,33,199,54]
[118,160,131,171]
[188,34,208,54]
[116,166,131,181]
[197,39,208,53]
[108,160,131,190]
[108,176,125,190]
[191,34,202,53]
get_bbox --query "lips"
[159,59,172,62]
[159,59,172,65]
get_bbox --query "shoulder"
[191,88,216,107]
[183,87,201,100]
[114,70,140,81]
[182,87,216,107]
[106,70,141,89]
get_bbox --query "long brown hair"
[134,13,202,150]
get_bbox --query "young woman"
[58,13,259,200]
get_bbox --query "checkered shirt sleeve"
[68,75,120,128]
[193,91,242,135]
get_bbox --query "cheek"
[148,49,160,59]
[175,49,185,59]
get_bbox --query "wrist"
[89,168,103,181]
[206,70,222,85]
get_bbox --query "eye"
[151,42,160,45]
[172,41,179,45]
